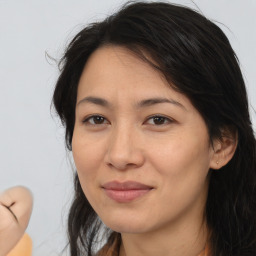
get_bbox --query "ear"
[210,129,238,170]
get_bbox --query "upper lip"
[102,181,153,190]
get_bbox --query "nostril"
[105,131,145,169]
[106,153,145,170]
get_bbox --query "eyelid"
[144,115,174,125]
[81,114,174,126]
[82,114,110,125]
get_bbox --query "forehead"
[77,45,190,108]
[79,45,166,85]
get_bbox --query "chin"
[108,224,147,234]
[101,215,151,234]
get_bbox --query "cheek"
[72,131,104,186]
[148,128,211,192]
[72,134,106,210]
[149,134,211,218]
[150,134,210,170]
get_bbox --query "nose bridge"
[112,122,131,148]
[106,121,144,170]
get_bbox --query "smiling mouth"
[102,181,153,203]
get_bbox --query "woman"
[53,1,256,256]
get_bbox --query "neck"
[119,212,208,256]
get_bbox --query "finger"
[0,205,24,256]
[0,204,18,231]
[0,186,33,229]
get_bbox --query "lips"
[102,181,153,203]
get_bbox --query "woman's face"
[72,46,216,234]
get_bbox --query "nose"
[104,124,145,170]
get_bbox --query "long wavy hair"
[52,1,256,255]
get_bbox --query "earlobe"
[210,131,238,170]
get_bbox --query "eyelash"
[145,115,173,125]
[82,115,109,125]
[82,115,173,126]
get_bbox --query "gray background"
[0,0,255,255]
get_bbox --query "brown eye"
[83,115,108,125]
[92,116,105,124]
[152,116,166,125]
[146,115,172,125]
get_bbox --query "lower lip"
[104,189,151,203]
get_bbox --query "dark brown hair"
[53,1,256,255]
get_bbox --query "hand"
[0,186,33,256]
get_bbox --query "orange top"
[7,233,32,256]
[198,244,209,256]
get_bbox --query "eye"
[146,115,173,125]
[83,115,109,125]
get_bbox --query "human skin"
[0,186,33,256]
[72,46,237,256]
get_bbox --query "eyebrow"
[77,96,186,110]
[77,96,109,107]
[137,97,186,110]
